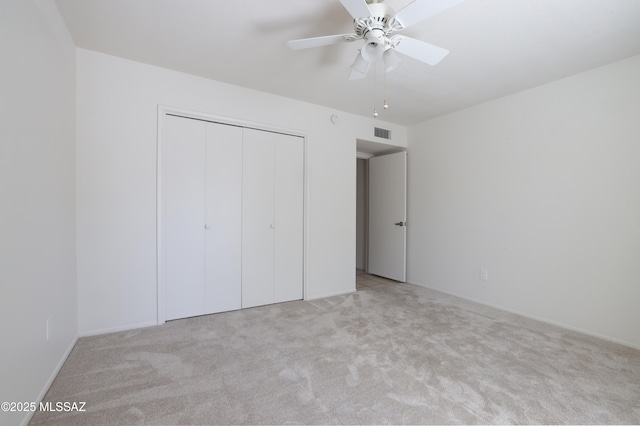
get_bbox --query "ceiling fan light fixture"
[361,29,385,62]
[349,69,368,80]
[350,53,370,78]
[362,42,384,62]
[383,48,401,73]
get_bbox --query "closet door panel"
[164,115,206,321]
[205,123,242,314]
[242,128,276,308]
[274,135,304,303]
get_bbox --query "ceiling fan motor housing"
[354,2,403,58]
[354,2,394,36]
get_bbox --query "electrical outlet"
[46,317,52,341]
[480,268,489,281]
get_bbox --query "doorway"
[355,140,407,285]
[356,158,368,273]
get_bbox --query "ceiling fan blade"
[394,0,465,29]
[339,0,371,20]
[286,34,356,50]
[393,36,450,65]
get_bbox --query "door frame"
[356,145,407,280]
[356,154,371,273]
[156,105,309,325]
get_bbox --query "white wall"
[76,48,407,335]
[407,54,640,348]
[0,1,77,425]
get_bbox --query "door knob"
[395,221,406,227]
[204,224,210,230]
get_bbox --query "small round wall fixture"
[330,114,339,124]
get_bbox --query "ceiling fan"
[287,0,465,80]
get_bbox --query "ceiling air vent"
[374,127,391,140]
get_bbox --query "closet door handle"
[394,221,405,227]
[204,224,210,230]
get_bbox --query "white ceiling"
[54,0,640,126]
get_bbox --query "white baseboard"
[409,280,640,351]
[79,321,158,337]
[20,334,79,426]
[305,288,356,301]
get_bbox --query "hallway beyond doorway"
[356,269,397,291]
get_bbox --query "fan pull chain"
[383,67,389,110]
[373,62,378,118]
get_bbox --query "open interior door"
[368,151,407,282]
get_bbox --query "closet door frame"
[156,105,308,325]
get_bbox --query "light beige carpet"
[31,281,640,425]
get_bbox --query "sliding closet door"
[163,113,303,319]
[164,116,243,320]
[205,123,242,313]
[164,115,206,321]
[242,129,276,308]
[242,129,304,308]
[274,135,304,303]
